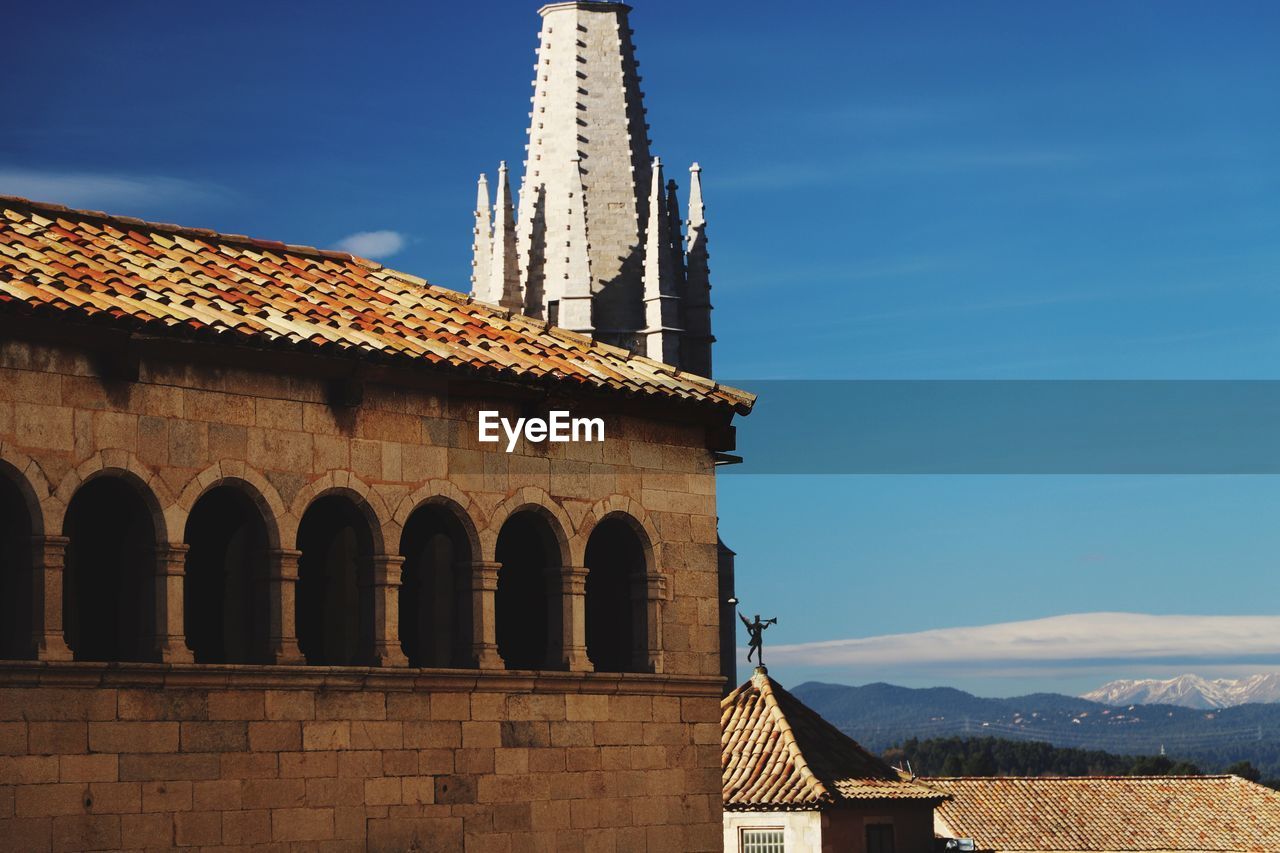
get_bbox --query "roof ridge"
[0,194,370,266]
[754,674,833,803]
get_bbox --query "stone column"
[634,572,666,674]
[28,535,73,661]
[364,555,408,667]
[467,560,503,669]
[151,544,194,664]
[264,549,304,664]
[553,565,592,672]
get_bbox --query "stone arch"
[285,471,389,555]
[51,449,170,543]
[573,495,660,571]
[59,457,167,662]
[171,462,286,551]
[391,480,482,561]
[0,442,51,537]
[481,487,572,565]
[395,483,481,669]
[0,444,49,658]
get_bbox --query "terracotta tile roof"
[928,775,1280,852]
[0,196,753,413]
[721,668,945,810]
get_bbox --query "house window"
[741,827,785,853]
[548,300,560,325]
[866,824,896,853]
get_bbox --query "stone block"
[205,691,265,721]
[0,756,59,784]
[121,812,172,848]
[15,783,87,818]
[58,755,117,785]
[279,751,337,779]
[301,721,350,751]
[336,751,382,779]
[240,778,306,810]
[315,691,385,721]
[14,403,73,451]
[248,721,301,752]
[85,782,139,815]
[221,808,270,845]
[180,722,248,753]
[51,814,120,853]
[28,723,86,755]
[87,722,179,754]
[403,721,461,750]
[118,753,219,782]
[350,721,402,750]
[264,690,315,721]
[270,806,334,842]
[218,752,278,780]
[364,776,402,806]
[192,779,241,811]
[141,780,192,813]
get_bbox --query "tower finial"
[470,173,492,299]
[489,162,523,312]
[554,159,594,333]
[681,162,714,376]
[641,156,682,364]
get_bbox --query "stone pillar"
[28,535,73,661]
[152,544,194,664]
[634,572,666,674]
[468,560,503,669]
[264,549,304,664]
[364,555,408,667]
[553,565,592,672]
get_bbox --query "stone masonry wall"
[0,676,722,852]
[0,334,727,851]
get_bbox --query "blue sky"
[6,1,1280,696]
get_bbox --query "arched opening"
[0,470,33,659]
[63,476,157,662]
[399,503,473,668]
[584,516,647,672]
[184,486,268,664]
[495,510,559,670]
[296,494,373,666]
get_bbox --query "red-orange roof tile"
[0,196,753,413]
[722,669,945,809]
[928,775,1280,852]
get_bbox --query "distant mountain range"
[1082,674,1280,710]
[791,680,1280,777]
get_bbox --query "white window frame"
[739,825,786,853]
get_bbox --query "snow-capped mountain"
[1082,674,1280,709]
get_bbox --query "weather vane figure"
[739,611,778,668]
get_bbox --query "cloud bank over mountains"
[763,613,1280,682]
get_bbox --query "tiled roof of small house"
[0,196,753,413]
[721,668,945,809]
[928,775,1280,852]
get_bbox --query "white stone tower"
[469,1,715,376]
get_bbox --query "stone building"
[0,6,753,851]
[721,668,945,853]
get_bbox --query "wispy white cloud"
[0,167,233,209]
[332,230,408,259]
[764,613,1280,672]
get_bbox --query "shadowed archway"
[184,486,268,664]
[495,510,561,671]
[296,494,375,666]
[584,515,648,672]
[399,502,474,668]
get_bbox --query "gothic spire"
[488,162,522,312]
[682,162,714,377]
[641,157,682,365]
[470,173,492,299]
